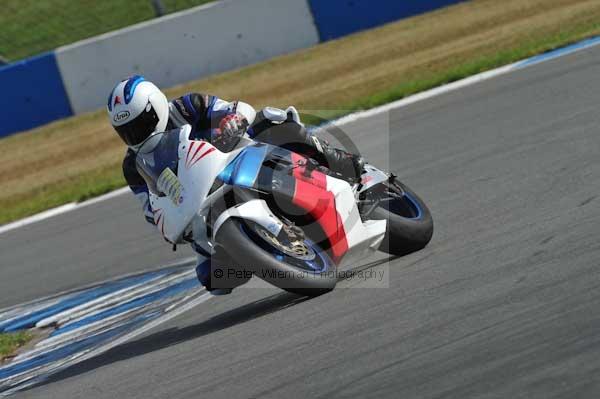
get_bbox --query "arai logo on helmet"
[113,110,130,123]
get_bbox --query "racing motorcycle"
[135,119,433,296]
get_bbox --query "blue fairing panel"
[218,144,269,188]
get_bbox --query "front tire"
[215,218,337,296]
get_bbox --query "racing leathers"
[122,93,363,291]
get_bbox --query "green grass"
[303,26,600,124]
[0,164,125,225]
[354,31,599,111]
[0,0,215,61]
[0,332,33,360]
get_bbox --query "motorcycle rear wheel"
[368,180,433,256]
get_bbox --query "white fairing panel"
[149,126,241,243]
[358,164,389,193]
[325,175,387,268]
[213,199,284,238]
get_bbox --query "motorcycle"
[135,123,433,296]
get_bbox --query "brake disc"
[255,225,316,261]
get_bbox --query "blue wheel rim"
[239,221,334,273]
[400,192,423,220]
[379,188,423,220]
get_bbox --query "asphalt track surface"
[2,45,600,398]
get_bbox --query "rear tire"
[370,181,433,256]
[215,218,337,296]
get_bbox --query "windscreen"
[135,129,181,195]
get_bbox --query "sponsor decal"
[113,95,122,107]
[185,141,216,169]
[157,167,184,206]
[113,110,130,123]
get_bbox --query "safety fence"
[0,0,465,138]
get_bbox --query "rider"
[107,75,363,293]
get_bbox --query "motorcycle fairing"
[140,126,242,243]
[217,143,269,188]
[138,128,386,267]
[216,143,386,265]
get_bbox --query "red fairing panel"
[290,153,349,263]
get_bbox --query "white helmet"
[107,76,169,147]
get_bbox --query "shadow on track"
[337,256,399,281]
[26,255,397,392]
[35,290,309,388]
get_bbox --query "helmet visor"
[114,103,160,146]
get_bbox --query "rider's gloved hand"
[212,113,248,151]
[219,113,248,137]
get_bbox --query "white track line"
[35,269,194,328]
[332,63,517,127]
[0,292,212,397]
[0,255,196,320]
[0,204,77,235]
[0,187,129,235]
[2,36,599,236]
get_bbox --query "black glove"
[212,113,248,151]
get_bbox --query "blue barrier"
[0,52,72,138]
[308,0,466,41]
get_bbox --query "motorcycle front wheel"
[215,218,337,296]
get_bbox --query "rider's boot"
[320,144,365,183]
[284,107,364,182]
[305,133,365,183]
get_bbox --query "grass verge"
[1,0,600,225]
[0,332,33,361]
[0,0,215,61]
